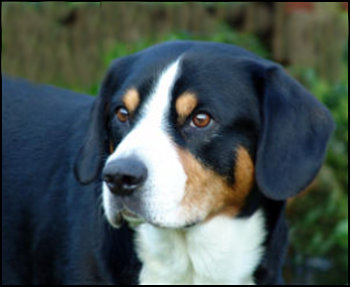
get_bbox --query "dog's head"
[75,41,334,228]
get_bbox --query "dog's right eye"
[191,112,212,128]
[115,107,129,123]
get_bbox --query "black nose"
[102,158,148,196]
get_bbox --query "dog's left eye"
[115,107,129,123]
[191,112,212,128]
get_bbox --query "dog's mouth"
[109,209,145,229]
[105,195,202,229]
[120,209,145,228]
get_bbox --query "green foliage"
[102,23,269,68]
[289,54,348,194]
[205,25,270,58]
[287,45,348,277]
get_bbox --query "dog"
[2,41,334,284]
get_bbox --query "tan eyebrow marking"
[122,88,140,113]
[175,92,198,124]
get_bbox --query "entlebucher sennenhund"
[2,41,334,284]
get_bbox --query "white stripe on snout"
[104,59,188,227]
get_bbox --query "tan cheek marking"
[122,88,140,114]
[218,146,255,218]
[109,141,114,154]
[175,92,198,125]
[177,146,254,220]
[233,146,255,201]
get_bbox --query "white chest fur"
[135,210,266,285]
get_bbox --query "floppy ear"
[74,56,135,184]
[74,95,107,184]
[255,65,335,200]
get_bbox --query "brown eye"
[115,107,129,123]
[191,112,212,128]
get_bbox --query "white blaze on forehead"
[142,59,181,129]
[105,59,188,226]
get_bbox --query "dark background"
[2,2,348,284]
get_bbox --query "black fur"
[2,77,140,284]
[2,41,334,284]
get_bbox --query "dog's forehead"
[174,55,258,108]
[116,51,258,119]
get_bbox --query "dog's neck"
[135,209,266,285]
